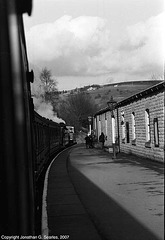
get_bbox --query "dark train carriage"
[63,127,70,146]
[34,112,66,180]
[49,119,62,155]
[0,0,76,235]
[66,125,76,144]
[34,112,50,180]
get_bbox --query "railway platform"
[42,144,164,240]
[42,147,102,240]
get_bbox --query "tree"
[39,67,58,102]
[57,92,98,132]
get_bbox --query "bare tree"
[57,92,98,131]
[40,67,58,102]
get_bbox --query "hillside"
[89,80,163,109]
[59,80,163,109]
[30,64,163,110]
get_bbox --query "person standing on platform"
[99,132,105,149]
[89,134,94,148]
[85,134,90,148]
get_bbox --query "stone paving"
[68,144,164,240]
[44,147,102,240]
[43,144,164,240]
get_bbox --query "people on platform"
[99,132,105,149]
[85,134,90,148]
[89,134,94,148]
[85,133,94,148]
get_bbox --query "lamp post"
[107,96,117,159]
[88,116,92,135]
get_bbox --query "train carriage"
[49,120,62,155]
[34,112,50,179]
[66,126,76,144]
[0,0,76,235]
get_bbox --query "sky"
[24,0,164,91]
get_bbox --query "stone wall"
[117,91,164,162]
[94,83,164,163]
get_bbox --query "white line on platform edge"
[41,146,73,237]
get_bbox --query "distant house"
[87,86,97,91]
[94,81,165,163]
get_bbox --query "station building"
[94,81,165,163]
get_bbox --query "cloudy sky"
[24,0,164,90]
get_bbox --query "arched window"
[145,109,151,142]
[98,115,101,137]
[112,116,116,144]
[132,112,136,140]
[154,118,159,147]
[105,113,107,138]
[126,122,130,143]
[121,112,125,143]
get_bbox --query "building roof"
[94,81,165,117]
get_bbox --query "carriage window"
[154,118,159,147]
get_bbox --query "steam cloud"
[31,74,65,123]
[33,97,65,124]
